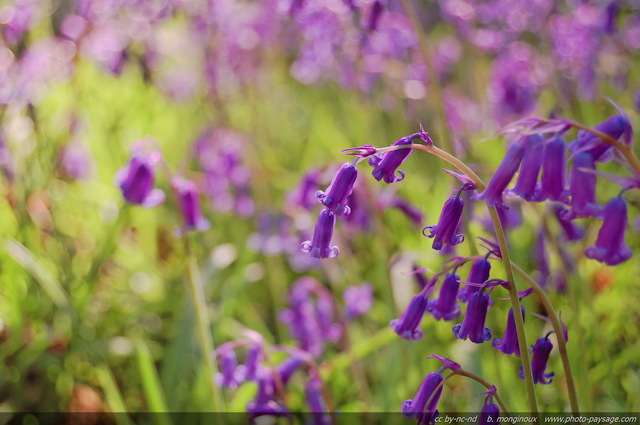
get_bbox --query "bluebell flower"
[402,355,460,425]
[479,387,500,425]
[172,176,210,233]
[301,209,340,259]
[423,187,466,250]
[458,256,491,303]
[538,137,567,202]
[493,306,525,357]
[427,273,460,321]
[214,349,243,389]
[452,290,492,344]
[512,134,544,201]
[246,373,288,417]
[390,291,429,340]
[476,141,525,208]
[305,376,332,425]
[316,162,358,216]
[565,152,600,219]
[369,130,430,183]
[568,115,631,162]
[520,333,554,385]
[585,196,632,266]
[116,150,165,207]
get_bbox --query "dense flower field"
[0,0,639,422]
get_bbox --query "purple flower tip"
[492,306,525,357]
[343,283,373,319]
[475,141,525,208]
[425,354,461,372]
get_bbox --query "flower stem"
[411,143,539,413]
[511,263,580,414]
[184,238,225,412]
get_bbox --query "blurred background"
[0,0,639,419]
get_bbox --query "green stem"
[411,143,539,413]
[511,263,580,414]
[184,238,225,412]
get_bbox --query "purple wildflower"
[520,333,555,385]
[402,356,459,425]
[246,373,288,417]
[390,290,429,341]
[452,291,492,344]
[458,255,492,303]
[369,130,430,183]
[493,306,525,357]
[240,344,264,382]
[512,134,544,201]
[568,115,631,162]
[171,176,210,233]
[343,283,373,319]
[214,349,243,389]
[301,209,340,259]
[479,387,500,425]
[389,196,424,226]
[423,186,467,250]
[585,196,632,266]
[538,137,567,202]
[305,376,332,425]
[604,1,620,34]
[316,162,358,215]
[116,150,165,208]
[427,273,461,321]
[475,140,525,208]
[565,152,599,219]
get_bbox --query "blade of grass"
[96,364,135,425]
[135,341,172,425]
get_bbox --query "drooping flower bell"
[479,387,500,425]
[551,204,584,241]
[565,152,600,219]
[520,332,555,385]
[287,169,321,211]
[585,196,632,266]
[301,209,340,259]
[246,373,288,417]
[171,176,210,233]
[316,162,358,216]
[214,348,244,389]
[476,140,525,208]
[457,254,492,303]
[390,288,430,340]
[402,355,460,425]
[538,137,567,202]
[512,134,544,201]
[369,129,431,183]
[427,273,461,321]
[568,115,631,163]
[493,306,525,357]
[305,376,332,425]
[116,148,165,207]
[423,184,469,250]
[452,290,492,344]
